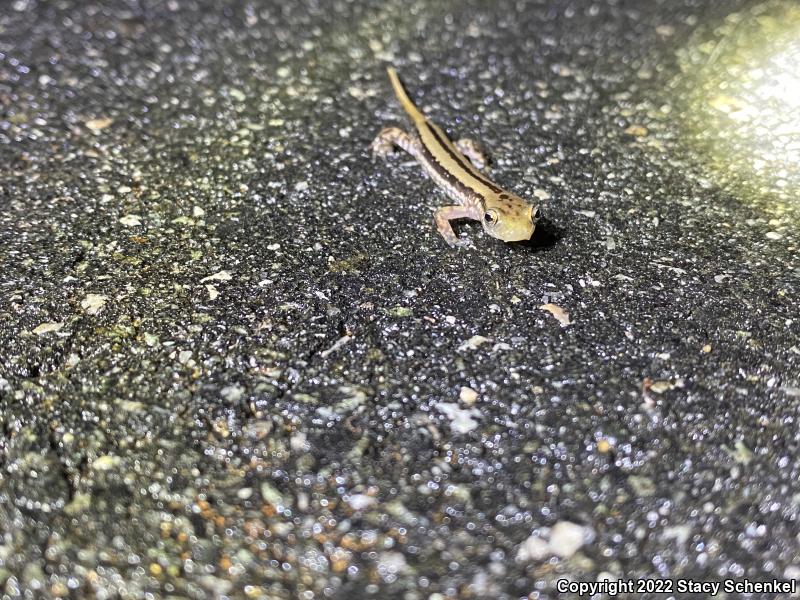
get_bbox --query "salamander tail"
[387,67,425,123]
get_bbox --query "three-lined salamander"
[372,67,539,247]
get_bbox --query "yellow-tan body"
[372,67,538,246]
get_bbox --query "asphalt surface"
[1,0,800,598]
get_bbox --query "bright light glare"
[676,3,800,209]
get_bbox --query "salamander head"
[481,192,538,242]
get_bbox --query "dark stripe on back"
[417,140,481,200]
[419,121,504,194]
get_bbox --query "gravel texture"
[1,0,799,598]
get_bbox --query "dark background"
[1,0,799,597]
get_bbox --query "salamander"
[371,67,539,247]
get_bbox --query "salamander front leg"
[434,205,474,247]
[371,127,422,161]
[455,138,489,170]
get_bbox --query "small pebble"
[459,386,479,405]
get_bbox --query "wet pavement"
[1,0,799,598]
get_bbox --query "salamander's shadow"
[507,217,563,252]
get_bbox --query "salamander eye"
[484,209,499,226]
[532,206,540,220]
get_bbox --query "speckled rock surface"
[1,0,799,598]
